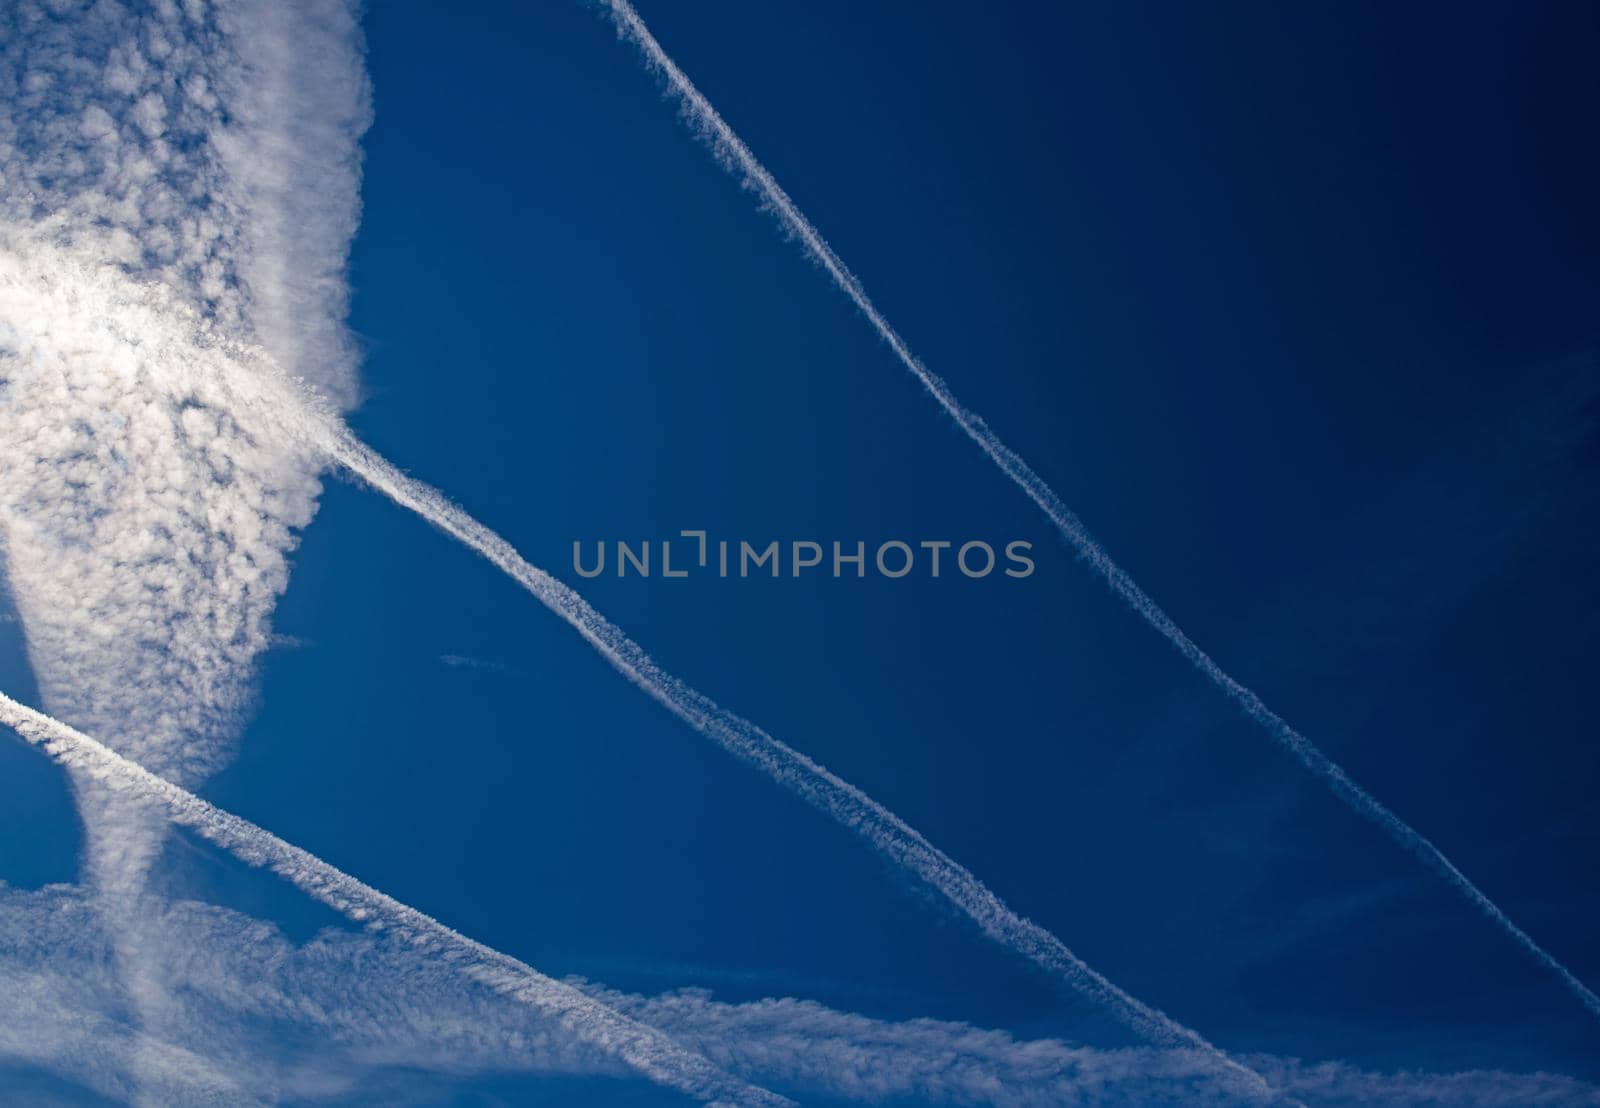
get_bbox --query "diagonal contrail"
[0,690,788,1108]
[596,0,1600,1023]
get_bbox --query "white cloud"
[0,2,369,1098]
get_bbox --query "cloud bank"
[1,881,1594,1106]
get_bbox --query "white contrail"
[597,0,1600,1022]
[0,690,787,1108]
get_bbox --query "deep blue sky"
[3,1,1598,1102]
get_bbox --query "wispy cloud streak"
[597,0,1600,1022]
[4,883,1593,1106]
[0,689,787,1108]
[602,986,1600,1108]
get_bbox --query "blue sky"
[1,1,1598,1104]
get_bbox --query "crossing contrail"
[0,690,787,1108]
[597,0,1600,1023]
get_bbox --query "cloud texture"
[0,2,369,1099]
[2,881,1594,1106]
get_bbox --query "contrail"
[0,690,787,1108]
[597,0,1600,1022]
